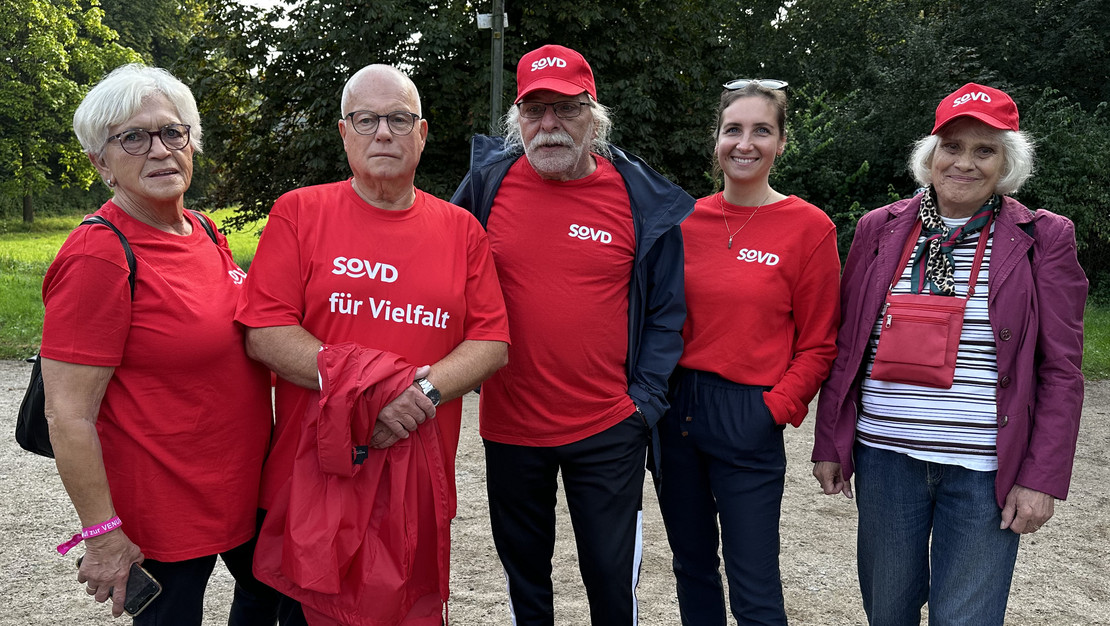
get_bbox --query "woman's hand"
[41,358,137,614]
[77,530,143,617]
[1000,484,1054,534]
[813,461,854,499]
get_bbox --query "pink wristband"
[57,516,122,555]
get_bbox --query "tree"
[0,0,139,222]
[774,0,1110,294]
[97,0,209,70]
[183,0,483,224]
[1021,91,1110,293]
[187,0,789,223]
[182,0,1108,296]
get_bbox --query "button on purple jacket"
[812,194,1087,507]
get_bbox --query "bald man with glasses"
[236,64,509,625]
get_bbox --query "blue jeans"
[854,443,1021,626]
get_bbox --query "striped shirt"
[857,219,999,471]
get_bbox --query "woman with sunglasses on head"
[812,84,1086,625]
[39,63,278,624]
[655,79,840,625]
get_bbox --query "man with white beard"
[451,44,695,626]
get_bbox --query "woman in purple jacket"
[811,83,1087,625]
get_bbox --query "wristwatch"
[414,377,440,406]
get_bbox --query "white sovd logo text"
[736,248,779,266]
[568,224,613,244]
[331,256,398,283]
[953,92,992,106]
[531,57,567,71]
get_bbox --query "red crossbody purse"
[869,217,991,389]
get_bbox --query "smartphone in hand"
[75,557,162,617]
[122,562,162,617]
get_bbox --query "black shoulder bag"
[15,211,218,457]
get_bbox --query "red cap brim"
[933,110,1015,134]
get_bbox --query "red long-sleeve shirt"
[679,193,841,427]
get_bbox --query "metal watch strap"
[415,377,440,406]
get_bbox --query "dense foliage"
[4,0,1108,294]
[0,0,139,221]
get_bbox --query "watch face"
[417,378,440,406]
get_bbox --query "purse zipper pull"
[885,313,892,329]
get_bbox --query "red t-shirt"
[40,201,273,561]
[235,181,510,513]
[679,193,841,427]
[480,157,637,446]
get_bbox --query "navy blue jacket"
[450,134,694,430]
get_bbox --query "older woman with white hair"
[41,63,277,624]
[812,83,1087,625]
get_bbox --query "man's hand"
[373,365,435,444]
[369,420,402,449]
[77,530,143,617]
[813,461,854,499]
[1000,484,1054,534]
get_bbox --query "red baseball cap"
[516,44,597,103]
[932,83,1020,134]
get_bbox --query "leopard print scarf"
[909,186,1000,295]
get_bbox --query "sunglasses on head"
[723,79,789,90]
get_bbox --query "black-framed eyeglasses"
[344,110,421,136]
[516,101,590,120]
[106,124,191,156]
[723,79,789,91]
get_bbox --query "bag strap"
[187,209,220,244]
[79,215,136,299]
[889,216,993,300]
[964,220,992,297]
[78,211,220,299]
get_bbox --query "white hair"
[73,63,202,156]
[909,127,1036,195]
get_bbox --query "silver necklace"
[720,191,770,249]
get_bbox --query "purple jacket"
[812,195,1087,507]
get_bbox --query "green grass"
[0,209,264,359]
[0,217,80,358]
[1082,305,1110,380]
[210,207,266,269]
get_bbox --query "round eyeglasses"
[106,124,192,156]
[723,79,789,91]
[344,110,421,136]
[516,101,590,120]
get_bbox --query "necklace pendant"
[728,236,734,249]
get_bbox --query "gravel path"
[1,358,1107,624]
